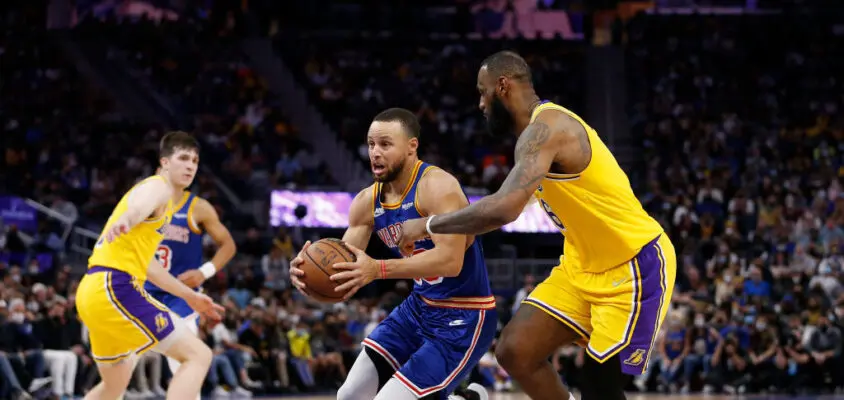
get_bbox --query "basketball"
[299,238,357,303]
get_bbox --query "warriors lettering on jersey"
[155,223,168,236]
[371,161,492,300]
[162,224,191,244]
[376,222,428,257]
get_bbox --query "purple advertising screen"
[270,190,558,233]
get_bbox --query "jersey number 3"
[156,245,173,271]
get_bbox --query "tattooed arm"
[398,111,589,243]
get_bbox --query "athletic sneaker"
[450,383,489,400]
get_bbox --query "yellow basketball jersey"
[532,102,663,273]
[88,176,174,281]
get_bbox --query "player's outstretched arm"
[330,170,470,299]
[377,168,470,278]
[177,198,236,288]
[398,110,582,244]
[289,186,374,294]
[105,177,173,242]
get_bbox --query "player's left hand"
[178,270,205,288]
[397,217,428,256]
[186,292,225,322]
[330,243,379,301]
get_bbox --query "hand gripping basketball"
[289,240,311,293]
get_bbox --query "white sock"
[447,396,466,400]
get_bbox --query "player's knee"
[194,342,213,366]
[169,335,212,367]
[337,380,368,400]
[495,333,524,372]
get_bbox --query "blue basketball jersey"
[372,161,492,302]
[145,191,204,318]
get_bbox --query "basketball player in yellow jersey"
[75,131,224,400]
[399,51,676,400]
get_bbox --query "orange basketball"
[299,238,356,303]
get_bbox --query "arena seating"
[276,34,586,193]
[74,16,335,203]
[1,2,843,397]
[622,12,844,394]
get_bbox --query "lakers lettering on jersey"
[529,101,664,273]
[523,102,677,376]
[88,176,175,281]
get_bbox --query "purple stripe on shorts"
[617,236,668,375]
[106,270,175,344]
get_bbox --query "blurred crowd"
[72,14,336,201]
[2,1,844,399]
[612,12,844,395]
[278,34,584,195]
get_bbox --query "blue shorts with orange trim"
[363,293,497,399]
[76,266,178,363]
[523,234,677,375]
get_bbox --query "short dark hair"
[372,108,421,138]
[159,131,200,158]
[481,51,532,83]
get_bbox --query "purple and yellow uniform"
[524,101,677,375]
[76,176,178,363]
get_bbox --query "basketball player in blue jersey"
[143,173,239,397]
[398,51,677,400]
[289,108,495,400]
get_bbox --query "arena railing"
[2,197,98,269]
[485,258,557,291]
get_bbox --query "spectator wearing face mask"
[708,335,751,394]
[657,317,689,392]
[212,314,262,390]
[806,314,843,391]
[743,266,771,299]
[682,311,722,394]
[747,315,786,392]
[199,319,252,398]
[781,315,812,393]
[809,262,842,299]
[32,298,78,399]
[287,321,316,389]
[0,299,51,397]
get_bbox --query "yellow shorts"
[76,266,181,364]
[523,234,676,375]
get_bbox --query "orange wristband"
[379,260,387,280]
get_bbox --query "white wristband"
[426,215,436,236]
[198,262,217,279]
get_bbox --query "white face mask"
[695,318,706,328]
[9,312,25,324]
